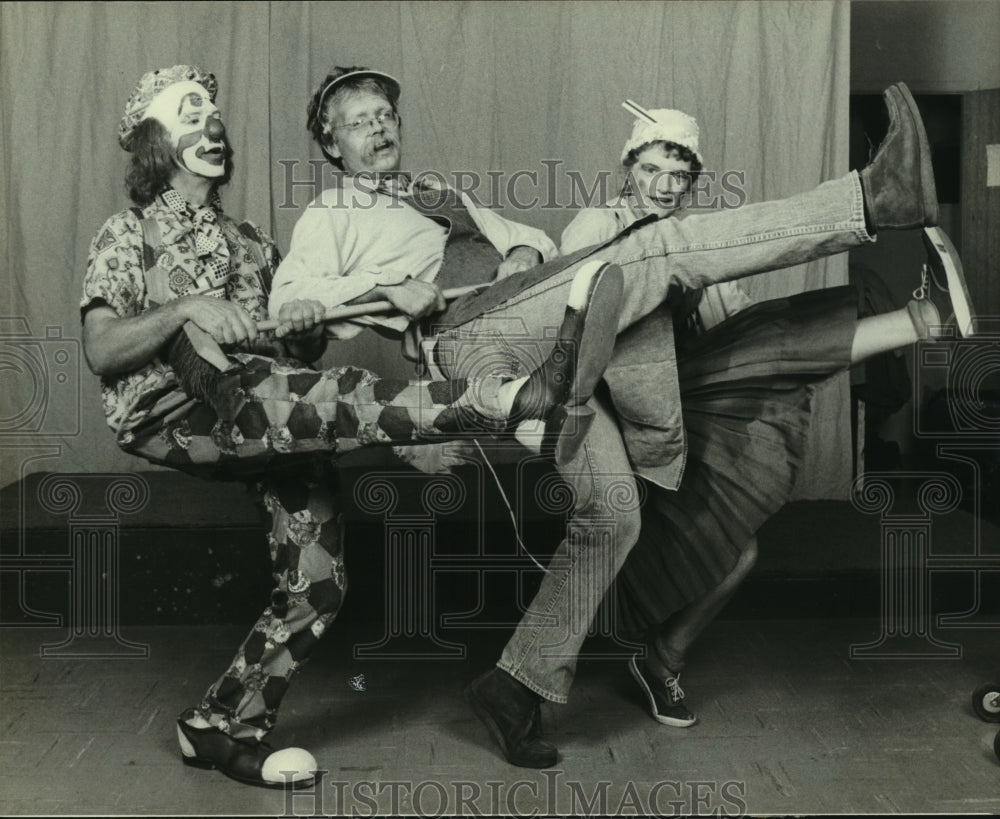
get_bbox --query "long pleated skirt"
[611,285,859,637]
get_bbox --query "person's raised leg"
[859,83,938,231]
[852,225,975,360]
[569,80,940,327]
[851,309,920,361]
[906,225,975,340]
[167,262,622,466]
[431,83,937,343]
[444,260,624,465]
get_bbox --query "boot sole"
[548,404,595,466]
[569,261,624,403]
[545,261,623,464]
[922,226,974,337]
[180,753,318,789]
[893,82,939,227]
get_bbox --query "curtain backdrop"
[1,0,851,498]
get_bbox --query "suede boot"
[859,82,938,231]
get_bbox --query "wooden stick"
[182,282,490,372]
[256,283,485,332]
[622,99,658,124]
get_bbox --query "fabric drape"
[1,0,850,498]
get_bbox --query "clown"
[142,79,228,178]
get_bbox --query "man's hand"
[376,279,446,320]
[180,295,258,346]
[274,299,326,339]
[496,245,541,280]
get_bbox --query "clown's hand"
[181,295,258,346]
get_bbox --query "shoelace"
[912,262,949,301]
[912,264,929,301]
[664,674,685,704]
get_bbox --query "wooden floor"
[1,617,998,816]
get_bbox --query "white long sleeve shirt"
[269,177,558,338]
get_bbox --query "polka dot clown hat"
[118,64,218,150]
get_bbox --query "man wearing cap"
[561,106,752,329]
[278,67,558,346]
[80,65,626,788]
[560,104,974,732]
[271,66,943,768]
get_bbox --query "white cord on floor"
[473,438,550,575]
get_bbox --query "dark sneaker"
[907,226,975,339]
[628,655,697,728]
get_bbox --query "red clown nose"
[205,115,225,141]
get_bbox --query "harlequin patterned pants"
[123,353,509,479]
[185,460,346,741]
[118,353,511,740]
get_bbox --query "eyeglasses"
[332,110,399,134]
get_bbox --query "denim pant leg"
[430,172,869,349]
[497,398,642,703]
[606,172,869,329]
[430,173,867,701]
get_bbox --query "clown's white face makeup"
[143,81,226,178]
[627,144,693,219]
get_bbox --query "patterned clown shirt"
[81,190,280,439]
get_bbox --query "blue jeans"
[432,172,870,702]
